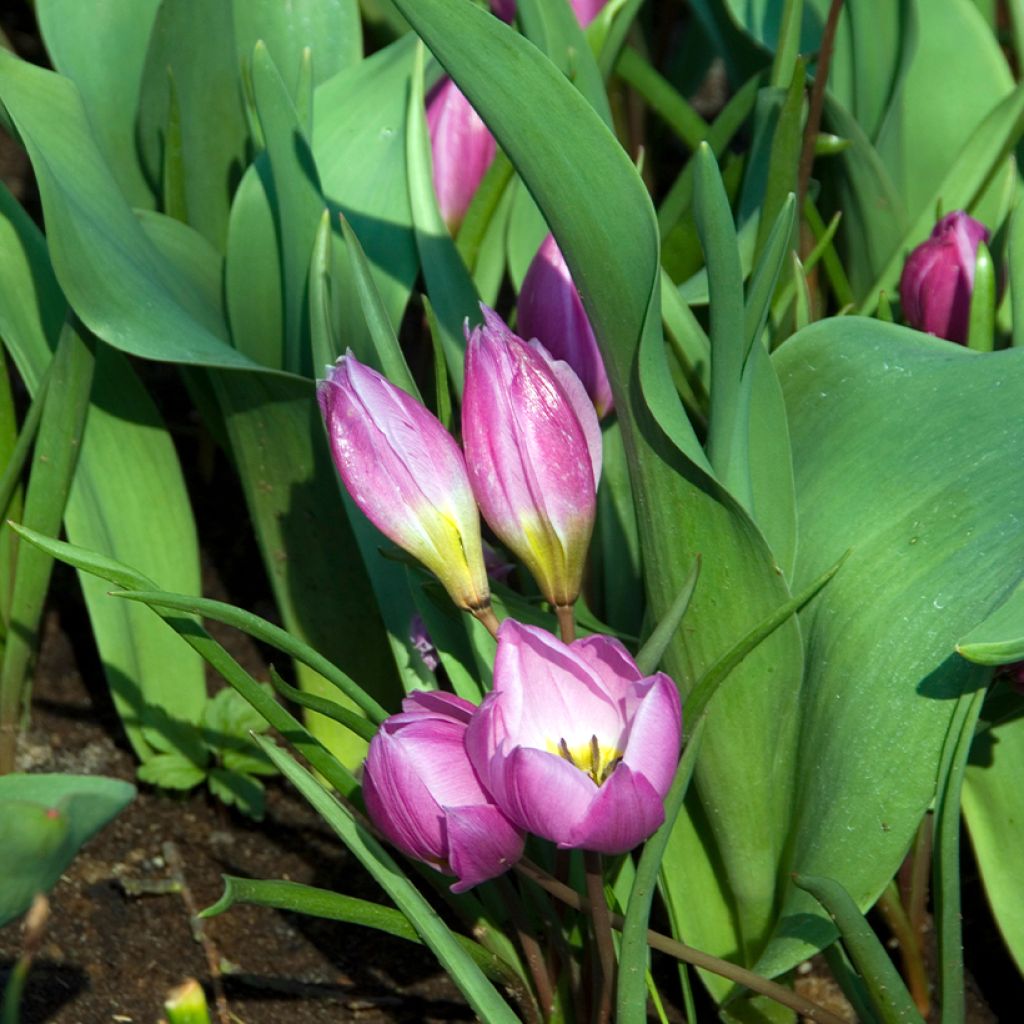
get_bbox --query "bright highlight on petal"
[466,620,682,854]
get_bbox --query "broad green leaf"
[756,322,1024,978]
[963,701,1024,975]
[207,767,265,820]
[0,319,94,769]
[389,0,805,997]
[35,0,161,209]
[0,773,134,927]
[250,41,325,376]
[874,0,1015,237]
[232,0,362,99]
[313,35,420,356]
[957,576,1024,665]
[0,49,258,371]
[136,0,249,250]
[254,736,520,1023]
[0,186,207,760]
[138,752,208,791]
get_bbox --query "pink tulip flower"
[490,0,607,26]
[899,211,990,344]
[462,307,601,609]
[318,354,491,614]
[364,691,525,891]
[489,0,516,21]
[466,621,681,854]
[518,234,613,417]
[426,78,496,234]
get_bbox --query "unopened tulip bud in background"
[898,210,990,344]
[518,234,613,417]
[490,0,607,26]
[318,354,492,618]
[363,691,525,891]
[426,78,496,234]
[462,307,601,611]
[466,621,681,854]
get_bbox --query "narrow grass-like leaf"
[309,208,339,372]
[110,590,388,724]
[768,0,803,88]
[406,44,480,391]
[636,557,701,676]
[804,199,854,308]
[793,874,925,1024]
[616,48,708,150]
[0,364,50,526]
[745,194,796,358]
[202,875,528,998]
[267,667,376,743]
[423,296,453,430]
[932,685,987,1024]
[254,736,520,1022]
[161,73,188,223]
[0,320,94,772]
[338,214,420,398]
[8,524,358,799]
[791,253,811,332]
[595,0,644,79]
[456,151,515,276]
[659,268,710,400]
[967,241,996,352]
[695,143,751,507]
[685,551,847,725]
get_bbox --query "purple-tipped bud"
[518,234,613,417]
[489,0,516,21]
[899,211,990,344]
[462,307,601,609]
[426,78,496,234]
[364,691,524,891]
[318,354,490,614]
[465,621,682,854]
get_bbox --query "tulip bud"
[465,621,681,855]
[318,354,491,615]
[518,234,613,417]
[363,691,525,891]
[898,210,990,344]
[489,0,516,21]
[462,307,601,609]
[571,0,608,26]
[426,78,497,234]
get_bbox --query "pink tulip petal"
[571,0,608,27]
[403,689,476,724]
[501,745,596,843]
[492,621,626,749]
[445,804,525,892]
[620,674,682,798]
[564,764,664,854]
[570,634,644,702]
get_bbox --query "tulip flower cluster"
[363,621,682,890]
[318,306,600,619]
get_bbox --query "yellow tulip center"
[555,734,624,786]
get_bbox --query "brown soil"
[0,572,475,1024]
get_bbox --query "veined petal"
[501,745,596,843]
[620,674,682,799]
[564,764,664,854]
[445,804,524,891]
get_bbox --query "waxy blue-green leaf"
[35,0,161,209]
[388,1,806,998]
[313,35,420,357]
[0,49,259,372]
[963,705,1024,975]
[0,186,207,761]
[136,0,249,250]
[232,0,362,100]
[0,774,134,928]
[756,322,1024,979]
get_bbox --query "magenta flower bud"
[462,307,601,609]
[466,621,681,854]
[318,354,491,614]
[489,0,516,21]
[409,614,439,673]
[426,78,497,234]
[899,211,990,344]
[364,691,524,891]
[518,234,613,417]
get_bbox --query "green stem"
[875,882,930,1016]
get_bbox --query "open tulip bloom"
[466,621,681,854]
